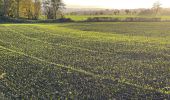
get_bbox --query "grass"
[65,15,138,21]
[0,22,170,99]
[65,15,170,21]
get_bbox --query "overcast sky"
[63,0,170,9]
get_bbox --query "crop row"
[0,23,170,99]
[0,46,169,99]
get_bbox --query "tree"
[0,0,3,16]
[125,9,130,15]
[113,10,120,15]
[3,0,17,17]
[43,0,52,19]
[16,0,22,18]
[132,10,137,15]
[51,0,65,19]
[34,0,41,19]
[43,0,64,19]
[20,0,34,19]
[138,9,153,16]
[152,1,161,15]
[3,0,9,16]
[0,0,64,20]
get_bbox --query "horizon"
[63,0,170,9]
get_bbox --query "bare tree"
[152,1,161,15]
[43,0,65,19]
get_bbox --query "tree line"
[0,0,64,20]
[66,1,162,16]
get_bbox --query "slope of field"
[0,23,170,99]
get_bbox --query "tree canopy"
[152,1,162,15]
[0,0,64,19]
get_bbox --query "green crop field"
[0,22,170,99]
[65,15,170,21]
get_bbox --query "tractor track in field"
[1,25,170,98]
[0,44,169,96]
[6,25,170,59]
[6,26,115,54]
[4,26,170,65]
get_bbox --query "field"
[65,15,133,21]
[65,15,170,21]
[0,22,170,99]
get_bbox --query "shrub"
[124,17,161,22]
[86,17,121,22]
[85,17,162,22]
[0,16,73,23]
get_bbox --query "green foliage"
[0,23,170,99]
[0,0,64,20]
[43,0,65,19]
[0,0,3,16]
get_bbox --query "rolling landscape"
[0,0,170,99]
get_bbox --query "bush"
[85,17,162,22]
[0,16,74,23]
[124,17,161,22]
[86,17,121,22]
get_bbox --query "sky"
[63,0,170,9]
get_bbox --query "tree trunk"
[17,0,20,18]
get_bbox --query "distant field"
[0,22,170,99]
[65,15,170,21]
[65,15,136,21]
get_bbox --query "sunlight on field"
[65,15,170,21]
[0,22,170,99]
